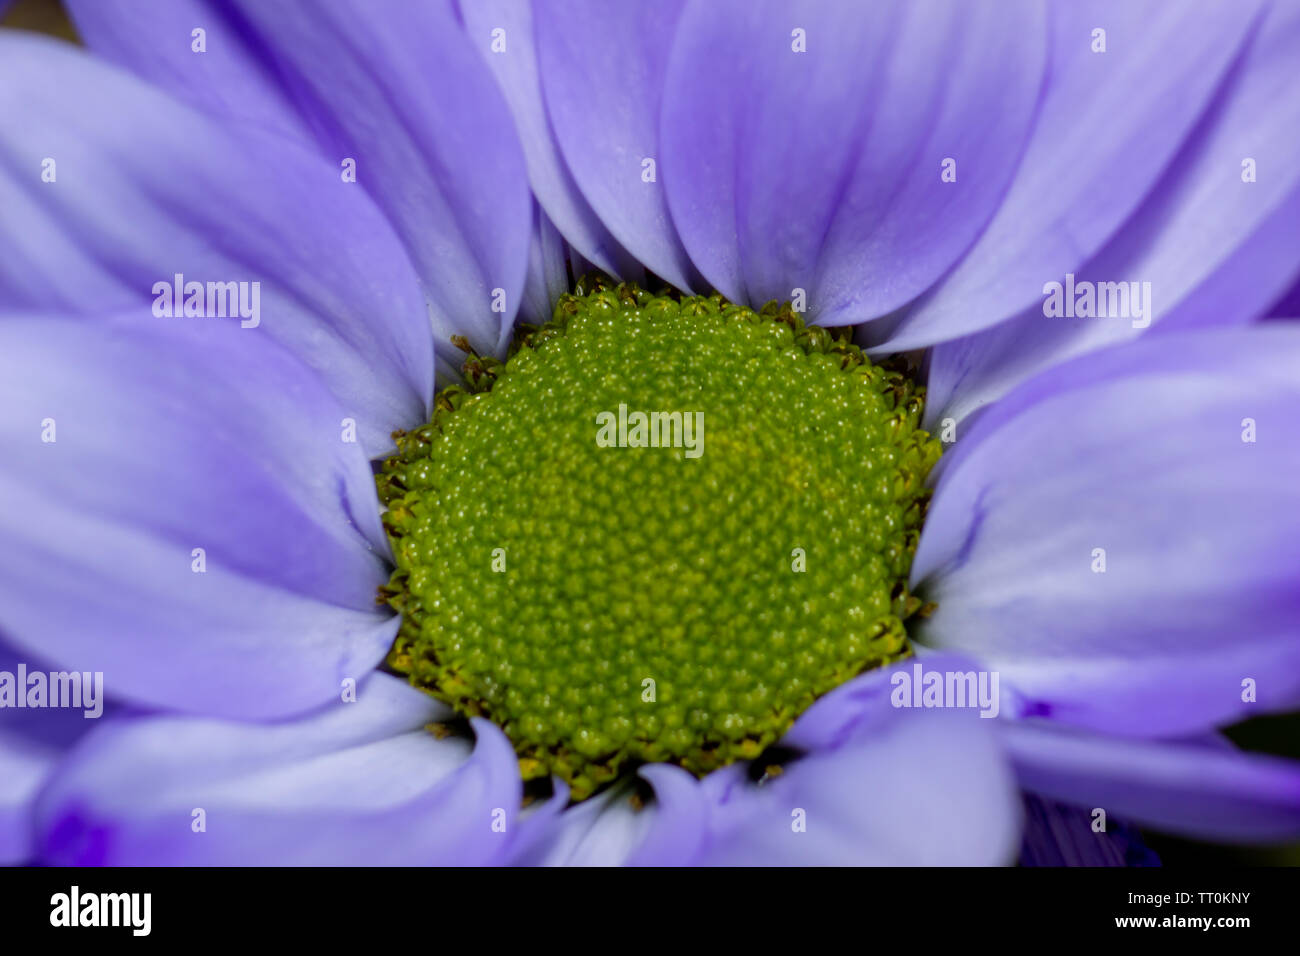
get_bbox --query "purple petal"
[1005,722,1300,842]
[694,659,1021,865]
[1100,2,1300,330]
[923,2,1300,424]
[660,0,1044,322]
[458,0,642,279]
[68,0,531,358]
[0,729,53,864]
[0,637,110,747]
[625,763,710,866]
[534,0,700,292]
[1018,794,1160,866]
[0,636,104,864]
[778,652,906,753]
[1268,276,1300,318]
[885,0,1267,350]
[233,0,532,356]
[500,779,571,864]
[0,34,432,455]
[519,201,570,325]
[1153,183,1300,334]
[36,676,523,865]
[507,763,706,866]
[0,317,398,719]
[914,327,1300,737]
[66,0,313,142]
[507,788,647,866]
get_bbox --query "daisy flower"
[1,0,1298,866]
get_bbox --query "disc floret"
[378,276,941,799]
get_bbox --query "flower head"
[2,0,1299,866]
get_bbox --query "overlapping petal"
[913,328,1300,737]
[508,763,706,866]
[1018,795,1159,866]
[519,201,570,326]
[886,0,1268,351]
[69,0,532,357]
[0,637,106,864]
[458,0,642,281]
[1007,723,1300,842]
[0,317,397,719]
[533,0,700,292]
[660,0,1045,324]
[693,658,1020,865]
[36,675,522,865]
[922,0,1300,424]
[0,33,432,454]
[66,0,314,141]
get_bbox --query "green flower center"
[378,276,941,800]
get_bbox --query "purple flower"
[2,0,1299,866]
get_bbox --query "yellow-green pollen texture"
[378,276,942,800]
